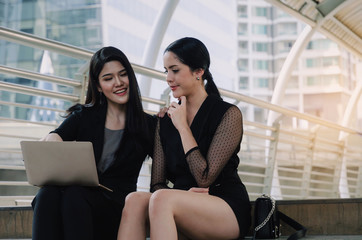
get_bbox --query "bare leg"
[117,192,151,240]
[149,189,240,240]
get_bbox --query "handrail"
[0,81,80,102]
[220,88,361,135]
[0,100,66,113]
[0,65,81,87]
[1,26,361,202]
[1,26,360,135]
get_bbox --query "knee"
[149,189,175,215]
[32,186,61,208]
[122,192,150,217]
[62,186,89,212]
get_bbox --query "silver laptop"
[20,141,112,192]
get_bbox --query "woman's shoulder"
[66,103,104,119]
[208,95,237,112]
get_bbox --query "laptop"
[20,141,112,192]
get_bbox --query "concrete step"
[0,168,38,202]
[1,198,362,239]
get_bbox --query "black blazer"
[51,104,156,203]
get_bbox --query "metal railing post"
[263,120,280,196]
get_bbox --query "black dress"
[151,95,251,238]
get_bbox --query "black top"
[51,104,156,202]
[151,95,244,191]
[150,95,251,236]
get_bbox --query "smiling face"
[98,60,129,107]
[163,51,203,99]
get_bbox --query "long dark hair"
[67,46,148,145]
[164,37,221,99]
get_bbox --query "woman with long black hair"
[32,46,156,240]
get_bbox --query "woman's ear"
[194,68,205,80]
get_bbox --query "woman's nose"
[166,73,173,83]
[115,76,123,86]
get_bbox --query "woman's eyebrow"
[101,73,112,78]
[165,64,177,69]
[101,68,126,78]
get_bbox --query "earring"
[99,91,104,104]
[197,77,200,80]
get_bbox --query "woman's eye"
[120,73,128,77]
[172,69,179,73]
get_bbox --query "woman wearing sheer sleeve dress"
[117,37,251,240]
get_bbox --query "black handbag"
[253,194,307,240]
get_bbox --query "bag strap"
[252,194,307,240]
[277,211,307,240]
[252,194,277,240]
[254,194,276,232]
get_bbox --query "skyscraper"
[236,0,359,127]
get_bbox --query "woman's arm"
[185,106,243,187]
[150,119,169,192]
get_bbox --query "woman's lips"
[170,86,178,91]
[114,89,127,96]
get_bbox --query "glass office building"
[236,0,360,127]
[0,0,237,120]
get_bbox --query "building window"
[254,77,269,88]
[253,7,269,18]
[307,39,338,50]
[238,5,247,18]
[276,41,294,53]
[252,24,269,36]
[253,42,269,53]
[322,57,339,67]
[305,76,321,86]
[239,77,249,89]
[253,60,270,71]
[238,59,248,72]
[276,22,297,36]
[238,41,248,54]
[306,58,318,68]
[238,23,248,36]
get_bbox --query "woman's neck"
[105,102,126,130]
[185,89,208,126]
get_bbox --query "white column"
[139,0,180,103]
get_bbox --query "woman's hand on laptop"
[40,133,63,141]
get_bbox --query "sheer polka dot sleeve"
[150,119,168,192]
[186,106,243,187]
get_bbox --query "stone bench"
[1,198,362,238]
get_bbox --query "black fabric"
[32,186,123,240]
[32,104,157,239]
[50,104,156,202]
[151,95,251,238]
